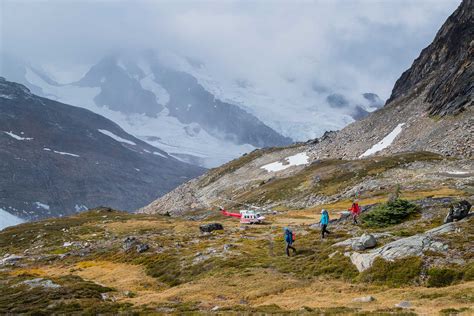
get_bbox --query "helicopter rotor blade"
[218,198,274,213]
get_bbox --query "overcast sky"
[1,0,461,101]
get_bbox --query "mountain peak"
[388,0,473,116]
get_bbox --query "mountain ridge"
[0,77,204,220]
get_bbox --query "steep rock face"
[388,0,473,116]
[307,0,473,159]
[0,78,204,220]
[77,56,164,116]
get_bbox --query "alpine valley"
[0,0,472,315]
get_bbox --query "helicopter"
[217,198,274,224]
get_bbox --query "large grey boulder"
[21,278,61,289]
[334,233,390,249]
[444,200,471,223]
[349,223,456,272]
[0,254,23,266]
[352,233,377,251]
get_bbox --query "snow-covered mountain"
[1,53,293,167]
[0,77,204,222]
[1,52,383,167]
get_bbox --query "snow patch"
[43,148,80,157]
[0,208,24,231]
[54,151,80,157]
[34,202,50,210]
[262,152,309,172]
[98,129,136,145]
[360,123,405,158]
[3,131,33,141]
[74,204,88,212]
[153,151,167,158]
[0,94,14,99]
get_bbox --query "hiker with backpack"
[349,202,361,224]
[284,227,296,256]
[320,209,331,238]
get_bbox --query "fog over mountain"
[1,0,461,158]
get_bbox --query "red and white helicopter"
[218,199,273,224]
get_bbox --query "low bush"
[427,268,462,287]
[427,263,474,287]
[361,199,420,227]
[358,256,422,287]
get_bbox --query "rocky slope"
[141,0,473,216]
[0,78,203,221]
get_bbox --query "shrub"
[462,263,474,281]
[427,268,462,287]
[358,256,422,287]
[361,199,420,227]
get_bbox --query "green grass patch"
[358,256,422,287]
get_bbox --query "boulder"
[444,200,471,223]
[21,278,61,289]
[199,223,224,233]
[334,233,389,249]
[395,301,411,309]
[0,254,23,266]
[352,296,375,303]
[136,244,149,253]
[123,237,138,251]
[352,233,377,250]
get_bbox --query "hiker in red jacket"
[349,202,361,224]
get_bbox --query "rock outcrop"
[444,200,472,223]
[199,223,224,233]
[349,222,458,272]
[388,0,473,116]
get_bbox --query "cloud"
[1,0,460,101]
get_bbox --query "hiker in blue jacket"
[284,227,296,256]
[320,209,331,238]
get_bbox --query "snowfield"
[26,65,254,168]
[262,152,309,172]
[139,74,170,105]
[0,208,24,231]
[98,129,137,146]
[360,123,405,158]
[3,131,33,141]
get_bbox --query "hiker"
[284,227,296,256]
[349,202,361,224]
[320,209,330,238]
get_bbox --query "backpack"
[285,229,293,243]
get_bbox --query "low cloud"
[1,0,460,101]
